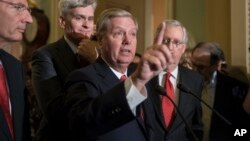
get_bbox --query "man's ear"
[180,44,187,54]
[59,16,66,29]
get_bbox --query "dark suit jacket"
[31,37,83,141]
[0,49,30,141]
[143,66,204,141]
[209,72,250,141]
[64,57,147,141]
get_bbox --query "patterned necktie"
[0,64,14,139]
[120,74,127,81]
[162,72,175,128]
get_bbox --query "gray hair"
[96,8,138,41]
[58,0,97,16]
[156,19,188,44]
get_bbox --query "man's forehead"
[164,26,183,37]
[109,18,136,29]
[192,50,211,63]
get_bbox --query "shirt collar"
[160,66,178,79]
[64,35,78,54]
[109,67,128,79]
[208,71,217,87]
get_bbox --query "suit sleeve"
[64,70,135,139]
[31,50,64,120]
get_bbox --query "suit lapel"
[169,67,194,131]
[94,58,149,136]
[93,58,138,91]
[146,67,195,132]
[146,77,167,130]
[54,38,80,71]
[94,57,120,91]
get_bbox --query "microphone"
[155,85,199,141]
[177,83,232,126]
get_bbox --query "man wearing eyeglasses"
[0,0,33,141]
[143,20,204,141]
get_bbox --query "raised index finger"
[154,22,166,45]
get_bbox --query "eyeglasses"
[0,0,31,13]
[162,38,184,48]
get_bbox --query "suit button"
[111,107,121,114]
[115,107,121,112]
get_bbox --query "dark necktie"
[76,53,90,68]
[0,64,14,139]
[120,74,127,81]
[162,72,175,128]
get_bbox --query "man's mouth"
[120,49,131,54]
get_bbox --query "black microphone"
[155,85,199,141]
[177,83,232,126]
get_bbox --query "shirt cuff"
[124,77,147,115]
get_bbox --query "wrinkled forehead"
[164,26,184,40]
[110,17,136,26]
[13,0,28,5]
[192,49,211,63]
[109,16,137,29]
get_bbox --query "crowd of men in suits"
[0,0,250,141]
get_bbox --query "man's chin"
[9,35,23,42]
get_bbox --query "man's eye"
[88,17,94,22]
[74,16,83,20]
[14,4,26,11]
[113,31,124,37]
[163,39,170,44]
[173,41,180,45]
[14,5,22,10]
[130,32,137,37]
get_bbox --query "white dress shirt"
[109,67,147,115]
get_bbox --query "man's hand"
[77,38,99,63]
[131,22,173,91]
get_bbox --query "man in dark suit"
[141,20,204,141]
[64,8,177,141]
[192,42,250,141]
[31,0,98,140]
[0,0,33,141]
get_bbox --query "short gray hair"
[96,8,138,41]
[58,0,97,16]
